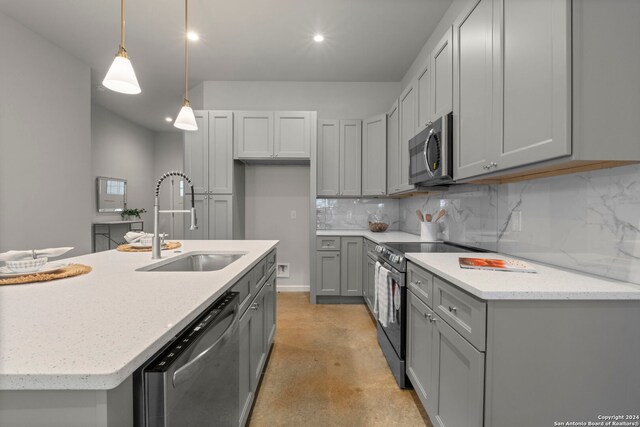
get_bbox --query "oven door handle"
[378,260,404,285]
[172,304,239,388]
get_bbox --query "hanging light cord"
[184,0,189,104]
[121,0,125,50]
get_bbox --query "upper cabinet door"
[387,99,400,194]
[317,120,340,196]
[398,82,417,192]
[416,61,432,134]
[453,0,495,180]
[494,0,571,170]
[235,111,274,159]
[208,111,233,194]
[274,111,311,159]
[184,111,209,194]
[340,120,362,197]
[362,113,387,197]
[431,28,454,120]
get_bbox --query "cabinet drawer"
[316,237,341,250]
[407,262,434,308]
[433,276,486,351]
[232,272,253,315]
[253,258,267,290]
[266,250,277,274]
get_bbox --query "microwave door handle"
[423,129,436,178]
[172,304,240,388]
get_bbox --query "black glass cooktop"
[384,242,477,254]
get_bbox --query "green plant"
[121,208,147,219]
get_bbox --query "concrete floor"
[249,292,433,427]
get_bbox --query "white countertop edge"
[405,253,640,301]
[316,229,424,244]
[0,240,278,391]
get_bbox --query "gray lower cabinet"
[340,237,363,296]
[315,250,341,296]
[431,310,485,427]
[237,253,277,427]
[316,236,364,298]
[364,254,376,312]
[406,291,436,414]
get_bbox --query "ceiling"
[0,0,452,131]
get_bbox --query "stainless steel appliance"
[373,242,476,388]
[135,292,240,427]
[409,113,454,186]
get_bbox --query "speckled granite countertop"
[0,240,277,390]
[406,252,640,300]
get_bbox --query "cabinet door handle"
[250,302,259,310]
[430,317,437,323]
[448,306,457,313]
[266,282,273,287]
[491,162,498,168]
[423,313,432,319]
[416,280,422,286]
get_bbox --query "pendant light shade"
[174,100,198,131]
[174,0,197,131]
[103,0,141,95]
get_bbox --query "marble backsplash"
[399,164,640,285]
[316,198,400,230]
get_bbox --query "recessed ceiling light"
[313,34,324,43]
[165,117,173,122]
[187,31,199,41]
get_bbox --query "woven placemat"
[116,241,182,252]
[0,264,92,286]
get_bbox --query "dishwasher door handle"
[172,304,240,388]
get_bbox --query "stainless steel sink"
[137,252,246,272]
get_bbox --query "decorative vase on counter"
[368,212,390,232]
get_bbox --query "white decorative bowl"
[6,257,48,273]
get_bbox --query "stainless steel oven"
[135,292,240,427]
[373,241,477,389]
[409,112,453,186]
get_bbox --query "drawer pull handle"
[250,302,259,310]
[449,306,457,313]
[416,280,422,286]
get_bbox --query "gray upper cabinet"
[317,119,361,197]
[274,111,311,159]
[317,120,340,196]
[209,195,233,239]
[453,0,495,180]
[340,120,362,197]
[454,0,572,180]
[362,113,387,197]
[416,61,431,134]
[236,111,311,160]
[387,99,400,194]
[208,111,234,194]
[398,81,417,193]
[340,237,363,296]
[431,28,453,121]
[493,0,571,171]
[235,111,274,159]
[184,111,209,195]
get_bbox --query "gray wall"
[0,11,91,256]
[202,81,401,119]
[245,165,310,291]
[91,104,155,236]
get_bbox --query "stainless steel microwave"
[409,112,453,186]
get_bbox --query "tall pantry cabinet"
[183,110,245,240]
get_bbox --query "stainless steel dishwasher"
[135,291,240,427]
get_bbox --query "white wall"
[245,165,310,291]
[91,104,155,238]
[152,131,184,240]
[0,11,91,256]
[202,81,401,119]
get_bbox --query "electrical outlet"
[291,210,297,219]
[511,211,522,232]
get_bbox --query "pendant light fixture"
[174,0,198,131]
[102,0,141,94]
